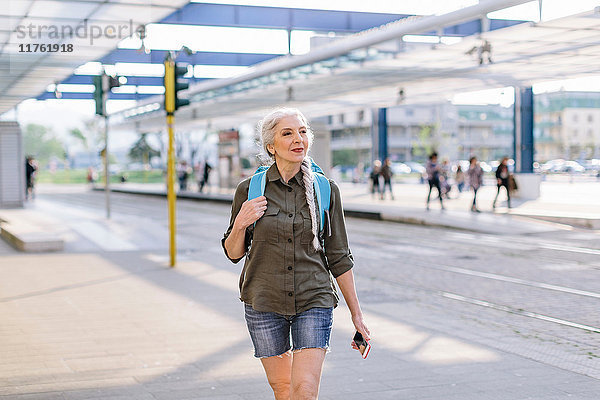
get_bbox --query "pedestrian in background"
[467,156,483,212]
[198,160,212,192]
[493,156,511,209]
[370,159,382,199]
[25,156,37,200]
[380,158,394,200]
[425,152,444,210]
[222,107,370,400]
[177,160,190,191]
[440,159,451,199]
[455,164,465,193]
[86,166,96,185]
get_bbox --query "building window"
[589,114,594,123]
[573,114,578,123]
[358,110,364,121]
[339,114,344,124]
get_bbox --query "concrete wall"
[0,121,24,208]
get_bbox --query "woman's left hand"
[350,314,371,349]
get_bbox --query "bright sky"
[5,0,600,150]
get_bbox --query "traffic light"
[94,74,123,116]
[93,75,104,116]
[164,60,190,114]
[174,63,190,111]
[108,76,121,91]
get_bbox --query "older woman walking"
[222,107,370,400]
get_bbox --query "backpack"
[248,160,331,236]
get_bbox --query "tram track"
[366,272,600,334]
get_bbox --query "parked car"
[404,161,425,174]
[559,160,585,173]
[391,162,411,174]
[583,159,600,171]
[540,159,584,173]
[479,161,493,173]
[540,159,565,173]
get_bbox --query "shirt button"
[288,214,293,218]
[287,238,292,243]
[288,266,292,270]
[288,187,292,192]
[288,292,293,296]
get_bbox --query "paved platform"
[1,186,599,399]
[1,247,599,399]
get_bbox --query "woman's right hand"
[233,196,267,230]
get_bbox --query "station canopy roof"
[2,1,600,130]
[110,4,600,131]
[1,0,529,116]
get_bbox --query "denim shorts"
[244,303,333,358]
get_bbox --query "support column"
[514,87,534,173]
[513,86,540,199]
[376,108,388,162]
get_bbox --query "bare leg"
[260,350,293,400]
[290,348,326,400]
[493,185,500,208]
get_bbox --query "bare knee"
[291,380,318,400]
[269,380,290,400]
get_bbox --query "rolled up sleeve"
[221,179,252,263]
[323,180,354,277]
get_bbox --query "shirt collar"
[266,162,304,186]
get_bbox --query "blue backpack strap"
[248,166,270,229]
[248,166,269,201]
[309,158,330,234]
[313,173,330,232]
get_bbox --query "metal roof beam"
[98,49,278,66]
[184,0,533,96]
[36,92,154,101]
[162,3,410,32]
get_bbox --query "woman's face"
[268,115,309,166]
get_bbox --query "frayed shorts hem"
[254,346,330,359]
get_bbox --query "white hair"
[257,107,320,251]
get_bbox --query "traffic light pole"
[94,72,123,220]
[104,113,111,219]
[163,54,190,267]
[102,75,111,220]
[164,56,177,267]
[166,113,176,267]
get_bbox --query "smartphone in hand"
[353,331,371,359]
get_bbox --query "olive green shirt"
[222,163,354,315]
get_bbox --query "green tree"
[411,124,438,160]
[332,149,359,166]
[23,124,66,166]
[128,133,160,163]
[69,128,87,149]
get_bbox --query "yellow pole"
[167,114,176,267]
[164,57,176,267]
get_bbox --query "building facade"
[535,91,600,161]
[326,102,514,166]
